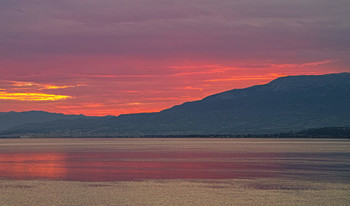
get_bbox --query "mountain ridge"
[1,72,350,137]
[0,110,92,132]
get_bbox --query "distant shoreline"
[1,127,350,139]
[1,136,349,139]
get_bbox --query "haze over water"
[0,138,349,182]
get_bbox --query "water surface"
[0,138,349,182]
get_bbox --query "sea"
[0,138,349,183]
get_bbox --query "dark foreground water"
[0,138,349,182]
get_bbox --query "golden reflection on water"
[0,153,67,180]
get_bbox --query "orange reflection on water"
[0,151,280,181]
[0,153,67,180]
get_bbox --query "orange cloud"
[75,74,159,78]
[0,91,71,101]
[10,81,82,90]
[41,85,74,90]
[171,65,241,77]
[270,60,333,68]
[10,81,35,87]
[206,75,282,82]
[127,102,143,105]
[176,86,204,91]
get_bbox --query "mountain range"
[1,72,350,137]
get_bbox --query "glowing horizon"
[0,0,349,116]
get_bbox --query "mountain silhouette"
[0,111,89,132]
[1,72,350,137]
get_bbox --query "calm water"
[0,138,349,182]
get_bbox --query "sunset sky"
[1,0,349,116]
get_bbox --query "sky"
[0,0,349,116]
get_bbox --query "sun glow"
[0,91,71,101]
